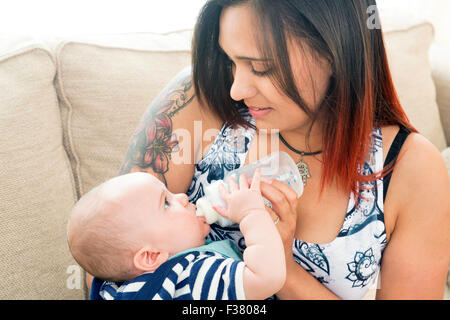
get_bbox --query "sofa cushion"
[442,148,450,179]
[381,17,447,151]
[430,44,450,145]
[0,39,82,299]
[55,31,192,196]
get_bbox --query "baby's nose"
[175,193,189,207]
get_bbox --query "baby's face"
[119,173,210,255]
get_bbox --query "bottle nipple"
[195,180,234,227]
[195,197,220,225]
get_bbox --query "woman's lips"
[247,107,273,118]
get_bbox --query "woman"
[118,0,450,299]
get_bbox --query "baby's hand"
[213,168,266,224]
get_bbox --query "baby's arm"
[213,169,286,299]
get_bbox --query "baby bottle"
[195,151,304,227]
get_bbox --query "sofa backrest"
[382,20,447,150]
[54,31,192,197]
[0,37,81,299]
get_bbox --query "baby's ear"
[133,247,169,273]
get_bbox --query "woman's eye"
[251,63,271,77]
[224,56,271,77]
[251,68,271,77]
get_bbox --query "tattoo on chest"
[119,74,195,185]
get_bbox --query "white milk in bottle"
[195,151,303,227]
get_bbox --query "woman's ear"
[133,247,170,273]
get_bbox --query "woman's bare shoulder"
[387,130,450,223]
[381,125,447,183]
[149,66,221,127]
[376,131,450,298]
[120,67,222,193]
[396,132,447,184]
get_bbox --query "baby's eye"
[164,197,170,209]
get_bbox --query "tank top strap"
[383,125,411,202]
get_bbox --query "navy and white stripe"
[94,251,246,300]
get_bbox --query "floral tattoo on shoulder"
[119,72,195,185]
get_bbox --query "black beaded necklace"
[278,133,322,186]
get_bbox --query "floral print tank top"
[186,108,386,300]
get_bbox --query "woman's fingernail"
[262,178,273,184]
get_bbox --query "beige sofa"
[1,16,449,299]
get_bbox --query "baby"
[67,169,286,300]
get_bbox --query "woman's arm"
[119,66,200,191]
[376,134,450,299]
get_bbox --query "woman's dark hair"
[191,0,417,195]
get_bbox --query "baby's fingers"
[249,168,261,191]
[226,174,239,193]
[239,173,249,190]
[218,183,229,202]
[212,205,228,218]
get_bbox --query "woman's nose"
[229,70,257,101]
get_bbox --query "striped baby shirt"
[90,247,246,300]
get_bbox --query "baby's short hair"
[67,181,139,281]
